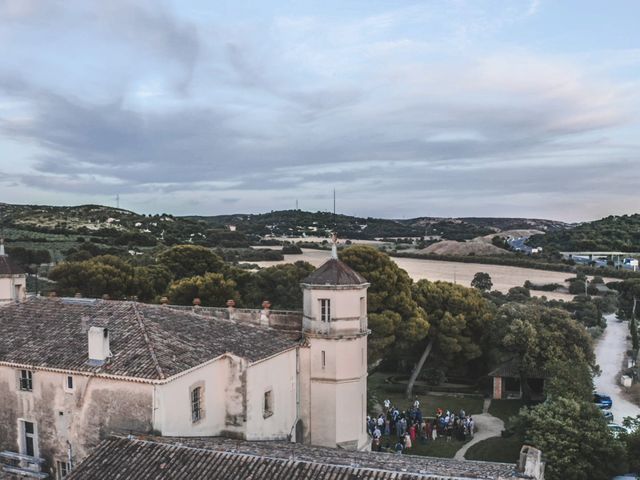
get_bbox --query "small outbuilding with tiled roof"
[489,359,547,400]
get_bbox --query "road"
[594,314,640,422]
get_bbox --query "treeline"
[529,214,640,252]
[47,245,314,310]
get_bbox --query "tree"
[133,265,173,302]
[166,272,239,307]
[157,245,224,280]
[544,358,593,402]
[236,261,315,310]
[339,246,429,366]
[49,255,135,299]
[471,272,493,291]
[408,280,496,396]
[512,398,627,480]
[498,303,595,401]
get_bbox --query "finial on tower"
[331,232,338,259]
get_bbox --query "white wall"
[0,366,153,469]
[0,274,27,303]
[154,360,228,436]
[245,349,297,441]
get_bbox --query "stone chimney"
[88,326,110,366]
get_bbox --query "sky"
[0,0,639,222]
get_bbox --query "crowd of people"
[367,397,476,453]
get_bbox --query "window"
[263,390,273,418]
[321,350,326,369]
[19,370,33,392]
[64,376,74,393]
[320,299,331,322]
[56,460,71,479]
[360,297,366,317]
[191,386,202,423]
[20,420,36,457]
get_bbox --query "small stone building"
[489,360,546,400]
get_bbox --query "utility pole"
[116,194,120,209]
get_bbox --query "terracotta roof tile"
[0,255,24,275]
[0,297,301,380]
[67,436,531,480]
[302,259,367,286]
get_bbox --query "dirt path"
[454,399,504,461]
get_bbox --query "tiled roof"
[0,297,301,380]
[302,258,367,286]
[488,359,547,379]
[0,255,24,275]
[67,436,530,480]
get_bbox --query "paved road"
[594,314,640,422]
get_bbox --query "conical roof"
[302,258,367,286]
[0,254,24,275]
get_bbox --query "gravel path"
[454,399,504,460]
[594,314,640,422]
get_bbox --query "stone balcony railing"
[166,304,303,332]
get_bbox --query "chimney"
[0,238,5,256]
[88,326,110,366]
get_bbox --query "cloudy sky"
[0,0,639,221]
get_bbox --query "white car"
[608,423,631,439]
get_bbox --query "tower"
[0,239,27,304]
[299,237,370,450]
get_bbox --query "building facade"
[0,252,370,479]
[0,240,27,305]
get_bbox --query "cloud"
[0,1,637,221]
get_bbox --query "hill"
[528,214,640,252]
[186,210,422,239]
[0,203,248,263]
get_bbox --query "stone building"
[0,240,27,305]
[0,250,370,478]
[65,435,542,480]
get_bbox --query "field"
[254,248,613,301]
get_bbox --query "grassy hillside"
[0,203,248,264]
[528,214,640,252]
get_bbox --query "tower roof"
[302,258,367,286]
[0,254,24,275]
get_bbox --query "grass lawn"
[487,399,525,424]
[369,372,484,417]
[464,435,523,463]
[377,435,467,458]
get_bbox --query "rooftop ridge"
[132,303,165,380]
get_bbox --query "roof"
[0,297,301,380]
[0,254,24,276]
[302,258,367,286]
[488,359,547,379]
[67,436,530,480]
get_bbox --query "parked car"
[608,423,631,439]
[593,393,613,409]
[602,410,614,423]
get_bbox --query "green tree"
[339,245,429,366]
[471,272,493,291]
[166,272,239,306]
[544,358,593,402]
[133,265,173,302]
[499,303,595,401]
[49,255,135,299]
[409,280,495,396]
[237,261,315,309]
[512,398,627,480]
[157,245,224,280]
